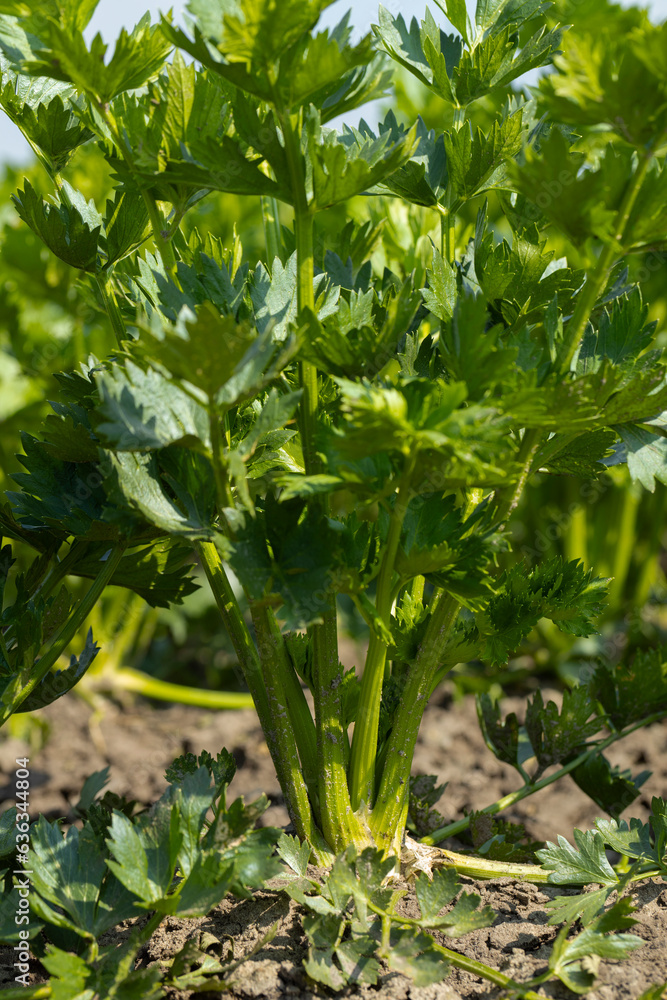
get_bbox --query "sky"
[0,0,665,164]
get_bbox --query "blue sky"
[0,0,665,163]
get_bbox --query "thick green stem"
[431,847,548,882]
[297,214,362,842]
[198,541,332,853]
[309,604,371,850]
[422,707,667,845]
[261,195,282,267]
[294,207,319,475]
[284,128,361,849]
[197,540,270,721]
[349,461,416,811]
[253,601,319,803]
[109,667,254,709]
[369,590,460,847]
[250,602,330,860]
[209,410,235,516]
[0,542,127,724]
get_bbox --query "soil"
[1,681,666,999]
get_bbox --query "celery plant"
[1,0,667,875]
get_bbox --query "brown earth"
[1,682,666,999]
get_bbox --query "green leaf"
[396,493,499,606]
[40,947,92,998]
[477,693,522,767]
[100,190,149,268]
[417,9,460,105]
[170,767,216,878]
[617,423,667,492]
[303,957,347,989]
[368,112,447,206]
[635,986,667,1000]
[435,890,497,935]
[461,22,563,106]
[434,0,472,44]
[373,7,432,91]
[299,277,420,381]
[149,130,284,200]
[589,648,667,729]
[277,21,374,111]
[577,288,656,373]
[384,927,448,986]
[217,824,282,890]
[24,12,172,103]
[475,559,608,666]
[438,290,517,399]
[94,360,210,452]
[422,247,457,321]
[510,134,633,247]
[0,886,42,944]
[40,407,100,464]
[139,307,290,410]
[13,179,101,272]
[571,752,650,819]
[0,806,18,858]
[250,252,338,346]
[538,16,667,149]
[594,815,658,865]
[166,748,236,790]
[173,852,235,917]
[543,429,616,478]
[414,867,460,925]
[475,0,547,36]
[74,767,111,815]
[187,0,333,76]
[604,372,667,429]
[444,106,525,201]
[0,71,93,171]
[105,802,181,904]
[524,687,602,773]
[105,450,219,541]
[9,433,109,538]
[309,112,419,210]
[549,899,643,994]
[70,539,198,608]
[471,208,584,328]
[277,474,344,502]
[335,937,380,984]
[537,828,619,886]
[407,774,447,837]
[545,885,613,927]
[15,627,99,713]
[413,868,493,934]
[30,815,127,937]
[229,504,346,628]
[277,833,312,877]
